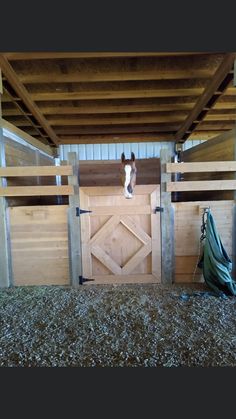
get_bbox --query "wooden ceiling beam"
[175,53,236,143]
[29,88,203,101]
[205,114,236,121]
[0,55,59,145]
[43,113,187,126]
[2,83,55,145]
[2,109,32,116]
[32,130,224,143]
[52,124,180,135]
[3,101,236,117]
[195,122,235,130]
[4,52,211,60]
[188,131,227,140]
[57,132,175,144]
[2,102,195,116]
[213,102,236,109]
[19,69,213,84]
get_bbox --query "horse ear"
[131,152,135,161]
[121,152,125,163]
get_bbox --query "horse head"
[121,152,137,199]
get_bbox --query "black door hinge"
[79,275,95,285]
[155,206,164,213]
[76,207,92,217]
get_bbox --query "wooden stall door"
[80,185,161,284]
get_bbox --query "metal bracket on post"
[175,142,183,163]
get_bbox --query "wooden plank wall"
[179,128,236,201]
[3,135,56,206]
[174,200,234,283]
[60,158,160,204]
[9,205,70,286]
[61,158,160,186]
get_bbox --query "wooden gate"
[79,185,161,284]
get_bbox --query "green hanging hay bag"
[198,210,236,296]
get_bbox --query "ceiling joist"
[0,55,59,146]
[28,88,205,101]
[175,53,236,143]
[1,52,236,146]
[19,69,214,84]
[57,133,175,144]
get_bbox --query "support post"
[0,69,13,287]
[234,59,236,87]
[160,147,175,284]
[233,59,236,275]
[67,152,82,287]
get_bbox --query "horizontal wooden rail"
[0,165,73,177]
[167,180,236,192]
[166,161,236,173]
[0,185,74,196]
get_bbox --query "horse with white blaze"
[121,152,137,199]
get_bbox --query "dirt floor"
[0,283,236,367]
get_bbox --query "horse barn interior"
[0,52,236,288]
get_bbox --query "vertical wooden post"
[234,59,236,87]
[67,152,82,287]
[160,147,175,284]
[0,69,13,287]
[233,57,236,274]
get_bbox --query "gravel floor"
[0,283,236,367]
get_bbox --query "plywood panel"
[9,205,70,285]
[174,200,234,283]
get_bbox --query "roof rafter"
[0,55,59,146]
[175,53,236,143]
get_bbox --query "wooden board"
[0,165,72,177]
[61,158,160,187]
[167,179,236,192]
[167,161,236,173]
[4,135,56,206]
[179,128,236,201]
[80,185,161,284]
[173,200,234,283]
[0,185,74,196]
[9,205,70,286]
